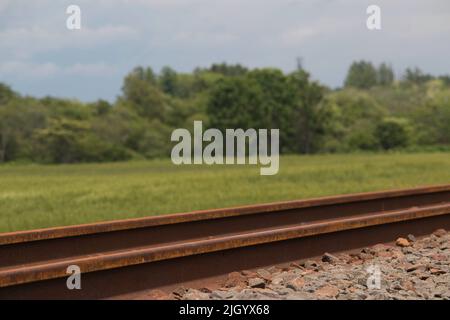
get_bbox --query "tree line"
[0,61,449,164]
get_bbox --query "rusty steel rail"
[1,184,450,299]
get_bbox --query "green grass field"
[1,153,450,233]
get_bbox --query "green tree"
[34,118,91,163]
[0,83,17,105]
[288,69,326,153]
[403,67,433,85]
[135,119,174,158]
[34,118,131,163]
[0,100,46,162]
[91,99,112,116]
[377,63,395,86]
[128,66,157,85]
[2,62,449,163]
[159,66,178,96]
[319,89,385,151]
[209,63,248,77]
[0,105,22,162]
[413,80,450,145]
[375,117,411,150]
[121,71,167,120]
[345,61,378,89]
[207,76,264,130]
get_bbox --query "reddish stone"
[300,269,316,276]
[391,250,405,260]
[241,270,258,278]
[429,268,446,275]
[396,238,411,247]
[431,254,447,261]
[377,251,394,258]
[372,243,390,253]
[348,287,358,293]
[142,289,170,300]
[290,262,304,270]
[288,277,306,291]
[406,264,426,273]
[224,272,247,288]
[315,285,339,298]
[400,280,415,292]
[339,254,353,263]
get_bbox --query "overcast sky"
[1,0,449,102]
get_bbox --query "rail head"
[1,184,450,246]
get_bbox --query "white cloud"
[0,61,59,78]
[281,27,320,46]
[0,0,12,13]
[97,0,206,8]
[0,25,139,58]
[65,62,117,76]
[278,15,356,47]
[0,61,117,78]
[172,31,237,46]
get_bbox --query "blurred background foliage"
[1,61,450,164]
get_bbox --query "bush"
[375,118,411,150]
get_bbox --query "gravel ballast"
[169,229,450,300]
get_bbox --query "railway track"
[1,185,450,300]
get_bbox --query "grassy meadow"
[1,153,450,233]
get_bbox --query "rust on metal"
[1,202,450,288]
[1,183,450,245]
[0,184,449,299]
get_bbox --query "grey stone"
[322,252,340,264]
[256,269,272,280]
[178,235,450,301]
[210,290,235,300]
[183,289,211,300]
[248,277,266,289]
[303,260,318,269]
